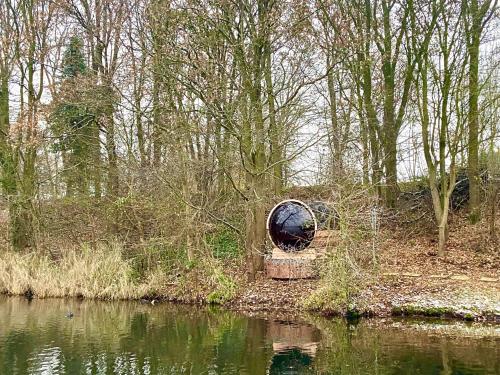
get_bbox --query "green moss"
[393,305,454,317]
[424,307,454,316]
[303,286,347,313]
[463,313,475,321]
[392,306,402,315]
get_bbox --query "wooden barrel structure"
[265,199,339,279]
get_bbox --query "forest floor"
[229,213,500,321]
[0,204,498,322]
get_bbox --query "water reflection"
[268,320,319,374]
[0,296,498,374]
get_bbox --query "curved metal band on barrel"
[266,199,318,249]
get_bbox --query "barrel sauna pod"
[265,199,338,279]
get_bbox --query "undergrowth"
[206,266,238,304]
[303,183,376,315]
[303,247,364,315]
[0,239,239,304]
[206,227,241,259]
[0,242,177,300]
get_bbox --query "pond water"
[0,296,498,374]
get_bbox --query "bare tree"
[462,0,498,223]
[414,0,467,255]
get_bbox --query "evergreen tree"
[50,36,95,196]
[62,36,86,78]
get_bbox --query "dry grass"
[0,241,240,304]
[0,242,171,300]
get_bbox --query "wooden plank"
[265,258,318,279]
[479,277,498,283]
[271,247,318,260]
[450,275,470,281]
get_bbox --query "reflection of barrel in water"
[267,320,320,374]
[269,348,314,374]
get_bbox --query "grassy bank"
[0,243,157,299]
[1,243,498,322]
[0,194,498,322]
[0,242,240,303]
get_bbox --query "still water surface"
[0,296,498,374]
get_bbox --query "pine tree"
[62,36,86,78]
[50,36,95,196]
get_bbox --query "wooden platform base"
[265,230,338,279]
[265,255,318,279]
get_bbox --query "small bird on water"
[66,312,74,318]
[140,298,157,305]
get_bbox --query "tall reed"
[0,242,157,299]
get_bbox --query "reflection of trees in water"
[0,297,274,374]
[0,297,497,374]
[309,317,499,374]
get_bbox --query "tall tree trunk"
[466,0,482,223]
[105,108,119,196]
[416,16,460,257]
[246,80,267,281]
[14,33,39,249]
[265,37,282,194]
[233,0,273,280]
[380,0,398,208]
[0,72,21,249]
[463,0,497,223]
[327,56,342,179]
[91,119,102,198]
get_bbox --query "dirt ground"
[230,212,500,321]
